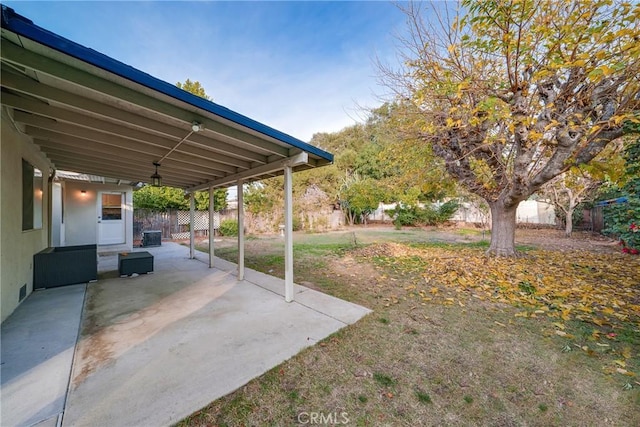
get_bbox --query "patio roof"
[0,6,333,191]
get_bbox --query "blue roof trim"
[595,197,628,207]
[0,5,333,163]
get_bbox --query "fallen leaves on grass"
[356,243,639,332]
[354,242,640,382]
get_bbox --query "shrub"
[292,216,302,232]
[603,138,640,253]
[387,205,419,228]
[387,200,460,228]
[219,219,238,237]
[604,195,640,253]
[434,200,460,223]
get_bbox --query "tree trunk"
[347,210,355,226]
[486,201,519,257]
[565,207,573,238]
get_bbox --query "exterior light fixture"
[80,190,87,196]
[150,162,162,187]
[191,121,202,132]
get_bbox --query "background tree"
[244,181,279,216]
[540,142,625,236]
[339,173,385,225]
[176,79,211,100]
[542,168,600,237]
[194,189,228,211]
[133,185,228,211]
[381,0,640,256]
[133,185,188,211]
[241,101,459,231]
[373,102,456,202]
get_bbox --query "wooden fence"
[133,209,235,242]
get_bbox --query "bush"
[219,219,238,237]
[387,200,460,228]
[292,216,302,232]
[434,200,460,223]
[604,201,640,253]
[388,205,420,228]
[602,138,640,253]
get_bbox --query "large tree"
[382,0,639,255]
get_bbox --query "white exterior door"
[98,192,125,245]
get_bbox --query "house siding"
[1,111,50,322]
[62,181,133,250]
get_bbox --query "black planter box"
[34,244,98,289]
[119,251,154,276]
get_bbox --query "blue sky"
[5,1,410,142]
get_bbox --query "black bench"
[34,244,98,289]
[118,251,154,276]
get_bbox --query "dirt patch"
[515,229,619,253]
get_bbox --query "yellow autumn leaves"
[357,240,639,383]
[363,243,639,330]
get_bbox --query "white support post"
[47,172,54,247]
[208,186,215,268]
[237,180,245,281]
[284,165,294,302]
[189,192,195,259]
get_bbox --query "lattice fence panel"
[135,209,225,241]
[172,211,220,239]
[176,211,220,229]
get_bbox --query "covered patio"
[1,242,371,426]
[0,6,370,427]
[1,5,333,307]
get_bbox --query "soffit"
[1,9,332,191]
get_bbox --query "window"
[101,193,122,220]
[22,159,43,231]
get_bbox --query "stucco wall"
[452,200,556,225]
[64,181,98,246]
[62,181,133,250]
[1,112,50,322]
[517,200,556,225]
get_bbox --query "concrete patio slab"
[59,242,370,426]
[1,284,86,427]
